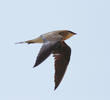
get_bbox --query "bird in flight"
[16,30,76,90]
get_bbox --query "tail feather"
[15,41,25,44]
[15,39,37,44]
[15,37,43,44]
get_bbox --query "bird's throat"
[63,34,73,40]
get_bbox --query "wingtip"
[33,65,36,68]
[54,86,58,91]
[33,63,39,68]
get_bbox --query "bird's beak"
[74,32,77,35]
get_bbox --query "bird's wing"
[33,41,61,67]
[53,42,71,90]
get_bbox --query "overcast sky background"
[0,0,110,100]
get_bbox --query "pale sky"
[0,0,110,100]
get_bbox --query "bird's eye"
[59,32,63,35]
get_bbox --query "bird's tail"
[15,41,26,44]
[15,37,43,44]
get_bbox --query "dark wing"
[53,42,71,90]
[33,41,61,67]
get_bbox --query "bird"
[16,30,76,90]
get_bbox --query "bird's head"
[59,30,77,40]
